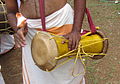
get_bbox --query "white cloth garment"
[27,3,73,29]
[0,65,5,84]
[17,0,21,8]
[0,72,5,84]
[0,34,14,55]
[23,3,85,84]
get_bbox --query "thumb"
[62,35,69,44]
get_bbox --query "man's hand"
[63,31,81,50]
[62,0,85,51]
[14,23,28,49]
[63,0,86,50]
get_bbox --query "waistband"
[26,3,74,29]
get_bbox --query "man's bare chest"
[20,0,67,18]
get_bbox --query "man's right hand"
[14,24,28,49]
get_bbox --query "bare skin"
[5,0,86,50]
[20,0,67,18]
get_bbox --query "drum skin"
[31,32,59,71]
[31,30,108,71]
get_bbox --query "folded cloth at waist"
[26,3,74,29]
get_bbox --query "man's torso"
[20,0,67,18]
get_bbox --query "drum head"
[91,30,108,59]
[31,31,58,71]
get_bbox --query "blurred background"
[0,0,120,84]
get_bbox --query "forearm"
[7,13,18,32]
[5,0,19,32]
[72,0,86,32]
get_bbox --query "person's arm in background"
[64,0,86,50]
[5,0,27,48]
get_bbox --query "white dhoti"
[0,34,14,83]
[0,72,5,84]
[23,3,85,84]
[0,34,14,55]
[0,65,5,84]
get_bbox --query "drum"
[31,30,108,71]
[0,0,14,34]
[1,0,5,3]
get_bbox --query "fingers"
[14,35,25,49]
[14,29,26,49]
[63,33,81,50]
[70,38,79,50]
[17,28,26,44]
[14,43,20,49]
[14,39,21,49]
[14,38,25,48]
[71,38,76,50]
[17,33,26,45]
[68,38,73,50]
[75,39,79,49]
[16,37,25,47]
[19,30,26,41]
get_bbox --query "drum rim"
[90,30,109,59]
[31,31,58,71]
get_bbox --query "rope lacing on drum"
[0,0,13,33]
[48,32,108,77]
[0,0,8,24]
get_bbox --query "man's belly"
[20,0,67,19]
[26,3,74,30]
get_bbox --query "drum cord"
[0,0,7,24]
[47,33,108,77]
[0,0,12,33]
[0,27,11,31]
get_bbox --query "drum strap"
[39,0,97,33]
[86,8,96,33]
[39,0,46,31]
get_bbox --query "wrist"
[13,27,20,33]
[72,28,81,33]
[72,25,82,33]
